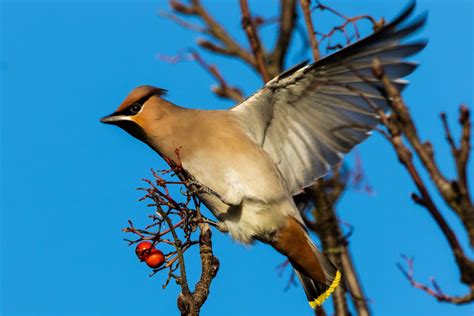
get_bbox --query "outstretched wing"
[231,2,427,195]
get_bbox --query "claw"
[186,177,225,201]
[198,217,228,233]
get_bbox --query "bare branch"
[239,0,270,82]
[305,168,371,316]
[313,0,384,53]
[125,160,220,316]
[300,0,320,61]
[190,50,244,102]
[169,0,256,66]
[270,0,298,71]
[372,59,474,303]
[373,60,474,244]
[315,305,327,316]
[157,50,244,103]
[397,256,474,305]
[196,39,232,55]
[160,11,205,32]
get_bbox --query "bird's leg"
[182,172,231,233]
[193,212,229,233]
[185,175,226,202]
[199,217,229,233]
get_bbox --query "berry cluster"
[135,241,165,269]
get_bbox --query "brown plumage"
[272,217,325,283]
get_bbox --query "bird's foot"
[198,217,229,233]
[186,177,225,201]
[214,221,229,233]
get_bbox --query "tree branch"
[372,59,474,303]
[169,0,256,66]
[397,255,474,305]
[239,0,270,82]
[300,0,320,61]
[125,163,220,316]
[305,167,371,316]
[190,50,244,103]
[373,59,473,247]
[269,0,298,74]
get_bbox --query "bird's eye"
[129,103,142,115]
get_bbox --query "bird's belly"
[181,145,293,243]
[199,192,289,244]
[182,147,286,206]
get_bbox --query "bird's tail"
[271,216,341,308]
[293,239,341,307]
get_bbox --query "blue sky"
[1,0,473,315]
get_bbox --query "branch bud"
[170,0,196,14]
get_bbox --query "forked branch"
[397,255,474,305]
[372,59,474,304]
[124,158,220,316]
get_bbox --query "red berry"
[145,249,165,268]
[135,241,153,261]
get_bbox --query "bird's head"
[100,85,170,142]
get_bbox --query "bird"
[101,2,426,308]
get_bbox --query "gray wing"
[231,2,427,195]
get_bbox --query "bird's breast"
[181,139,288,207]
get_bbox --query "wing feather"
[231,2,427,195]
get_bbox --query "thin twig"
[397,256,474,305]
[270,0,298,73]
[171,0,256,66]
[300,0,320,61]
[160,11,205,32]
[190,50,244,102]
[240,0,270,82]
[372,59,474,303]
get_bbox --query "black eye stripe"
[114,104,140,116]
[126,103,142,115]
[113,90,166,117]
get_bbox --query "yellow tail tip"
[309,270,342,308]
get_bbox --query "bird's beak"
[100,114,130,125]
